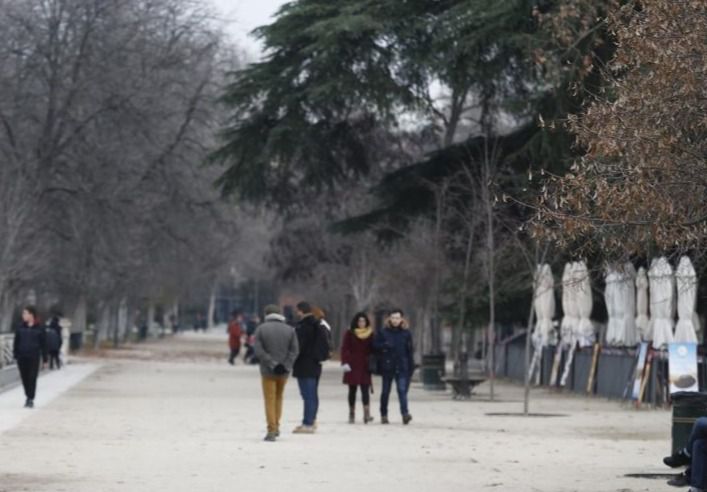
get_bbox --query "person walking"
[292,301,329,434]
[374,308,414,425]
[13,306,48,408]
[254,305,299,442]
[244,314,260,364]
[46,317,63,370]
[227,310,243,365]
[341,312,374,424]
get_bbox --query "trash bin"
[69,332,83,351]
[421,353,446,391]
[672,392,707,453]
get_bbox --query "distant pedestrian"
[341,312,374,424]
[46,317,63,370]
[227,310,243,365]
[254,305,299,442]
[292,301,330,434]
[13,306,48,408]
[244,315,259,364]
[373,309,414,425]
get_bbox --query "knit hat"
[264,304,281,316]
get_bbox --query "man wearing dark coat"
[292,301,329,433]
[373,308,414,425]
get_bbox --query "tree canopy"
[534,0,707,258]
[212,0,562,211]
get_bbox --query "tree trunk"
[115,298,128,347]
[454,217,476,373]
[0,292,15,334]
[94,302,110,350]
[111,301,120,348]
[482,136,497,401]
[430,183,447,355]
[523,301,536,415]
[147,301,156,338]
[71,296,87,334]
[207,283,217,330]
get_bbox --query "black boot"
[667,469,691,487]
[665,449,691,468]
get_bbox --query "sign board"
[668,342,699,394]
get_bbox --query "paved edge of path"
[0,362,101,434]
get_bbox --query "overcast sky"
[208,0,289,58]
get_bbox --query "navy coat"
[13,323,48,361]
[373,325,414,376]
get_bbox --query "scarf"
[354,327,373,340]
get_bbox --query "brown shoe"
[403,414,413,425]
[381,416,389,424]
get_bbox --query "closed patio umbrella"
[575,261,595,348]
[649,257,675,349]
[621,263,639,346]
[560,261,593,386]
[675,256,698,343]
[534,264,556,347]
[560,262,578,346]
[604,268,621,346]
[635,267,651,341]
[529,264,556,383]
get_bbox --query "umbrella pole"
[550,344,564,387]
[560,341,577,387]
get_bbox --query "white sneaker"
[292,425,315,434]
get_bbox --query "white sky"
[208,0,289,59]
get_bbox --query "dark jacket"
[13,323,48,361]
[373,324,414,376]
[341,330,373,386]
[293,315,327,379]
[254,313,299,376]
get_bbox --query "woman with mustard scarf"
[340,312,374,423]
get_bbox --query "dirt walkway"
[0,332,673,492]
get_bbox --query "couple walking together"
[253,303,414,442]
[342,309,413,425]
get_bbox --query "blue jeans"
[297,377,319,426]
[687,417,707,488]
[380,373,409,417]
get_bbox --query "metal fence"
[495,335,685,404]
[0,334,15,368]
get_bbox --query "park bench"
[443,355,486,400]
[442,373,487,400]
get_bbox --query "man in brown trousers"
[254,304,299,441]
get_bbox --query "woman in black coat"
[13,306,47,408]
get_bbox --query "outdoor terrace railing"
[0,334,14,368]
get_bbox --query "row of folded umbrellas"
[532,256,698,350]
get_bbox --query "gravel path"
[0,332,673,492]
